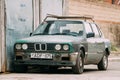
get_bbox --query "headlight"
[22,44,28,50]
[15,44,22,50]
[55,44,61,50]
[63,45,69,50]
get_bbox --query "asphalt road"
[0,61,120,80]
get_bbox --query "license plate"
[30,53,52,59]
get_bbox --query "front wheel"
[72,50,84,74]
[97,53,108,70]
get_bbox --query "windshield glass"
[32,20,84,36]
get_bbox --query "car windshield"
[32,20,84,36]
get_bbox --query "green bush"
[111,45,117,51]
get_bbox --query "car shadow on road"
[84,69,99,73]
[23,67,99,74]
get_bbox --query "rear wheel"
[72,50,84,74]
[97,53,108,70]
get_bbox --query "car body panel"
[84,38,105,64]
[16,35,83,44]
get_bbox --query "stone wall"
[65,0,120,45]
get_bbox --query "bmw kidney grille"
[34,43,47,51]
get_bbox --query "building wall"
[86,0,120,4]
[114,0,120,4]
[86,0,112,3]
[0,0,2,72]
[65,0,120,45]
[105,0,120,4]
[105,0,112,3]
[5,0,33,71]
[40,0,63,21]
[0,0,5,72]
[33,0,40,30]
[33,0,63,29]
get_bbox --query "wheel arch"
[105,48,110,56]
[79,46,85,58]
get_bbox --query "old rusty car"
[14,14,111,74]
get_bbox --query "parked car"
[14,15,111,74]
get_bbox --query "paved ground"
[0,60,120,80]
[109,53,120,61]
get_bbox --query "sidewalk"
[109,53,120,61]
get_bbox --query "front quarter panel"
[104,39,111,54]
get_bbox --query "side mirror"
[30,33,32,36]
[87,32,95,38]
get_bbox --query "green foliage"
[111,45,117,51]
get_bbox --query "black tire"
[14,65,28,73]
[72,50,84,74]
[97,53,108,70]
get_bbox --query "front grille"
[26,43,55,52]
[27,43,34,51]
[41,44,46,50]
[34,43,47,51]
[36,44,40,50]
[24,43,70,52]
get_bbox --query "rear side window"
[91,24,100,37]
[84,23,92,33]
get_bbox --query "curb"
[109,57,120,61]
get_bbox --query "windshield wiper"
[33,32,79,36]
[33,33,48,35]
[51,33,78,36]
[51,33,68,35]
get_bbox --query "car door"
[84,22,98,64]
[90,23,105,63]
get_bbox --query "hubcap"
[79,57,83,67]
[103,55,108,68]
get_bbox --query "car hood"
[16,35,83,44]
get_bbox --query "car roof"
[45,20,85,23]
[43,14,95,23]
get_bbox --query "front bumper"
[14,60,74,66]
[14,52,78,67]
